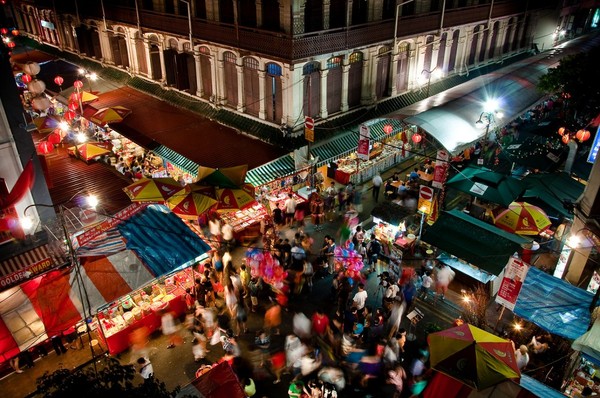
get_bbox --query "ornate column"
[340,60,350,112]
[143,41,153,79]
[236,61,245,112]
[194,52,204,97]
[159,45,167,82]
[258,69,266,119]
[319,68,329,119]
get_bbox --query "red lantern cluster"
[412,133,422,144]
[73,80,84,89]
[558,127,593,144]
[37,141,54,155]
[54,76,64,86]
[576,129,591,142]
[383,124,393,135]
[64,110,76,121]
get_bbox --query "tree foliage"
[538,46,600,122]
[34,357,181,398]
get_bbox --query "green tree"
[34,357,183,398]
[538,46,600,123]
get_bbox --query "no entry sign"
[304,116,315,130]
[419,185,433,201]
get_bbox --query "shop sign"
[587,126,600,163]
[0,257,53,289]
[357,124,370,161]
[588,271,600,294]
[495,257,529,311]
[432,162,448,189]
[418,185,433,214]
[74,203,146,248]
[553,243,572,279]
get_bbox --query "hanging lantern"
[0,28,7,35]
[576,129,591,142]
[48,130,62,145]
[21,74,32,84]
[37,141,54,155]
[557,127,566,136]
[27,79,46,94]
[22,61,40,76]
[6,41,15,48]
[54,75,64,86]
[31,96,51,111]
[68,102,78,111]
[412,133,422,144]
[64,110,76,121]
[383,124,393,135]
[11,29,19,36]
[73,80,84,89]
[562,134,570,144]
[69,92,80,103]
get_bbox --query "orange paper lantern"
[557,127,566,136]
[562,135,570,144]
[576,129,591,142]
[412,133,422,144]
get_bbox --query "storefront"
[368,202,419,259]
[422,210,531,294]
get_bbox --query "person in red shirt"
[312,308,330,337]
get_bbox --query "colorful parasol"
[72,142,112,162]
[79,90,99,104]
[90,106,132,125]
[428,323,521,391]
[123,177,183,203]
[166,186,217,219]
[493,202,552,235]
[215,183,256,211]
[196,165,248,189]
[33,115,60,133]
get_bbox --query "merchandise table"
[219,203,268,234]
[267,192,307,212]
[335,169,352,184]
[98,292,187,356]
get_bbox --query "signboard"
[305,128,314,142]
[587,126,600,164]
[0,257,53,289]
[553,243,572,279]
[73,203,146,248]
[41,20,55,30]
[495,257,530,311]
[417,185,433,214]
[357,124,370,160]
[304,116,315,130]
[432,150,449,189]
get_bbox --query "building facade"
[9,0,559,137]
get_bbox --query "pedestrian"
[9,356,23,374]
[234,292,249,336]
[137,356,154,379]
[161,308,182,349]
[311,308,330,337]
[366,234,382,273]
[386,296,407,340]
[434,263,455,302]
[248,276,262,312]
[221,329,242,357]
[264,300,282,336]
[221,221,235,251]
[372,173,383,202]
[284,193,297,227]
[419,271,433,301]
[208,214,222,246]
[294,206,305,232]
[239,263,250,297]
[352,283,368,312]
[303,260,314,292]
[51,333,68,356]
[515,344,529,370]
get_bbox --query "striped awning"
[153,145,199,176]
[0,244,68,278]
[246,155,295,187]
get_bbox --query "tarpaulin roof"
[521,172,584,219]
[422,210,530,276]
[446,166,525,207]
[117,205,211,275]
[513,266,594,340]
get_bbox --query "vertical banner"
[495,257,529,310]
[432,149,449,189]
[357,124,370,160]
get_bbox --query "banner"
[73,203,146,248]
[357,124,370,161]
[432,149,449,189]
[495,257,529,310]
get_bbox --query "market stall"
[369,202,419,257]
[265,190,307,213]
[218,202,269,242]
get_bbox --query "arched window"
[348,52,363,107]
[326,56,343,114]
[223,52,238,107]
[396,43,409,92]
[303,62,321,118]
[243,57,260,116]
[377,47,391,98]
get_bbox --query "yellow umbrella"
[79,91,99,104]
[123,178,183,203]
[215,184,256,211]
[33,115,60,133]
[73,142,112,163]
[90,106,132,125]
[493,202,552,235]
[166,187,217,219]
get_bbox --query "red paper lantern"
[412,133,422,144]
[37,141,54,154]
[68,102,78,111]
[54,76,64,86]
[0,28,7,35]
[562,134,570,144]
[6,41,15,48]
[557,127,566,136]
[48,130,62,145]
[73,80,84,89]
[576,129,591,142]
[383,124,393,135]
[21,74,32,84]
[69,92,80,103]
[11,29,19,36]
[64,110,76,121]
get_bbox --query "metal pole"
[181,0,193,53]
[393,0,415,54]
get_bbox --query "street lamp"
[180,0,194,54]
[475,98,502,142]
[22,194,101,369]
[419,66,442,97]
[393,0,416,53]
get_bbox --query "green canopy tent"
[446,166,525,207]
[521,172,584,219]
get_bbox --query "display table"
[418,171,434,182]
[395,234,416,250]
[98,292,187,356]
[219,203,268,234]
[267,192,306,212]
[335,168,352,184]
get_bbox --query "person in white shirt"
[419,271,433,301]
[208,216,222,246]
[284,193,297,227]
[352,283,368,311]
[221,222,234,251]
[515,345,529,370]
[137,357,154,379]
[372,173,383,202]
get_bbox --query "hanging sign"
[418,185,433,214]
[357,124,370,160]
[496,257,529,311]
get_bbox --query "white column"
[365,52,376,104]
[216,54,226,105]
[194,52,204,97]
[474,26,484,64]
[236,62,245,112]
[258,70,266,119]
[390,52,399,96]
[319,68,329,119]
[125,30,137,74]
[340,61,349,112]
[285,65,303,127]
[159,46,167,82]
[143,42,153,79]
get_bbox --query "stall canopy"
[513,266,595,340]
[401,60,549,155]
[422,210,531,276]
[446,166,525,207]
[521,172,585,219]
[572,318,600,365]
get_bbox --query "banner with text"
[357,124,370,161]
[496,257,530,311]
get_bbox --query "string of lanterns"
[557,126,591,144]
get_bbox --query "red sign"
[419,185,433,200]
[304,116,315,130]
[495,257,529,311]
[74,203,146,248]
[432,162,448,189]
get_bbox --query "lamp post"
[420,66,442,97]
[475,98,502,143]
[180,0,194,54]
[22,194,101,370]
[393,0,416,53]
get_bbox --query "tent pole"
[494,305,506,332]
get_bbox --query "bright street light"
[419,67,442,97]
[475,98,502,142]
